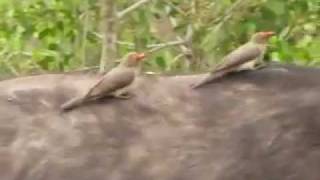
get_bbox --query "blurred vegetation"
[0,0,319,76]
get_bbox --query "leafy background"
[0,0,319,76]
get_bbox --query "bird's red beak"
[261,31,275,37]
[136,53,146,61]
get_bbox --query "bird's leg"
[253,56,268,70]
[254,62,267,70]
[238,58,267,71]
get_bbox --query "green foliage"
[0,0,319,75]
[0,0,100,75]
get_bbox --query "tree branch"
[208,0,245,52]
[99,0,117,72]
[99,0,153,72]
[117,0,153,19]
[116,40,187,53]
[116,41,135,47]
[146,40,187,54]
[172,24,194,68]
[212,0,244,26]
[81,2,90,67]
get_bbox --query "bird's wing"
[86,67,135,97]
[61,96,85,111]
[213,43,262,73]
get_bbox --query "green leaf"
[155,56,166,69]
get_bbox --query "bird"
[61,52,146,111]
[192,31,275,89]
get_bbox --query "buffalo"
[0,64,320,180]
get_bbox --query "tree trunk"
[99,0,117,72]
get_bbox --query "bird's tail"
[61,96,85,111]
[191,71,227,89]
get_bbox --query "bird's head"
[251,31,275,44]
[121,52,146,67]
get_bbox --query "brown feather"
[214,43,262,73]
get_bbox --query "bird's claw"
[240,62,267,71]
[254,62,267,70]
